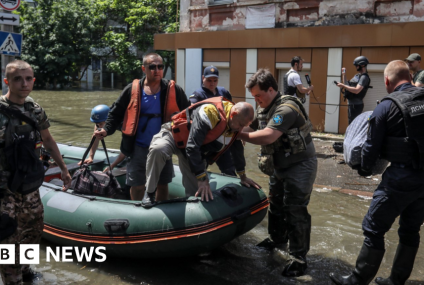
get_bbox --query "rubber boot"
[282,206,311,277]
[375,243,418,285]
[258,176,288,251]
[257,210,288,250]
[22,267,43,282]
[329,244,385,285]
[141,190,156,208]
[282,253,307,277]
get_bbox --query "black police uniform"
[189,86,236,176]
[329,83,424,285]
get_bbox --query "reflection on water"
[31,88,123,149]
[5,89,422,284]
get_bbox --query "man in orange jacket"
[94,53,189,201]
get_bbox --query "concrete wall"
[180,0,424,32]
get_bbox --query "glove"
[358,168,372,177]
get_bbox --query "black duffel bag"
[71,137,123,198]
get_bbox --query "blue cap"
[203,66,219,78]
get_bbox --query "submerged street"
[2,88,420,285]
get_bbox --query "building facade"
[154,0,424,133]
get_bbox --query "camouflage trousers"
[0,189,44,285]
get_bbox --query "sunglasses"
[146,64,165,71]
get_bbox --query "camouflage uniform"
[0,95,50,285]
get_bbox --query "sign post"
[0,0,20,95]
[0,12,19,26]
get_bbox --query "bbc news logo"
[0,245,107,264]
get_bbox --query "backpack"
[343,111,389,175]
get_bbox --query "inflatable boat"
[40,144,269,258]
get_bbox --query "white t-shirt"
[286,69,302,87]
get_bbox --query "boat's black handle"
[104,219,130,233]
[220,187,238,201]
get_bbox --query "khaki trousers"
[145,124,198,196]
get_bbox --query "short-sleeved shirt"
[0,96,49,189]
[250,96,316,168]
[286,70,302,88]
[413,70,424,85]
[250,105,305,133]
[0,97,50,137]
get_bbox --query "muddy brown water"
[1,88,422,285]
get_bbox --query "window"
[208,0,234,6]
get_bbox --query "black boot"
[22,268,43,282]
[329,244,385,285]
[282,205,311,277]
[141,190,156,208]
[256,237,288,250]
[282,254,307,277]
[375,243,418,285]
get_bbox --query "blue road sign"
[0,31,21,56]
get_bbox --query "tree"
[18,0,98,89]
[18,0,179,87]
[93,0,179,81]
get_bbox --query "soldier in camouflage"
[240,69,317,278]
[0,60,71,285]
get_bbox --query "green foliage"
[94,0,179,81]
[18,0,179,87]
[19,0,97,88]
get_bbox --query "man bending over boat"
[0,60,71,284]
[94,53,189,201]
[142,97,261,208]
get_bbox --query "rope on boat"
[42,183,200,206]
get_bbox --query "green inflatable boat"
[41,144,269,258]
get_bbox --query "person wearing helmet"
[79,104,115,165]
[80,104,129,198]
[336,56,371,124]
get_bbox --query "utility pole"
[0,0,22,94]
[1,10,14,95]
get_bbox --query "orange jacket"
[121,79,179,136]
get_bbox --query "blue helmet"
[90,104,110,123]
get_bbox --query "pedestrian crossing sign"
[0,31,22,56]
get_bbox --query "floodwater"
[2,88,423,285]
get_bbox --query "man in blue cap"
[189,66,235,176]
[189,66,232,104]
